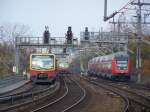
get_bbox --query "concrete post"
[15,45,20,75]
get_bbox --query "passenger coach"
[88,52,131,80]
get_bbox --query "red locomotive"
[29,53,57,83]
[88,52,131,80]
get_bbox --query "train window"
[116,56,128,61]
[116,60,128,70]
[31,55,54,69]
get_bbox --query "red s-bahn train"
[29,53,57,83]
[88,52,131,80]
[58,58,70,75]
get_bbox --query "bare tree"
[0,23,31,45]
[0,23,31,76]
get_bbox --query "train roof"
[89,51,128,62]
[30,53,55,56]
[114,51,128,57]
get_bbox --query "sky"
[0,0,130,37]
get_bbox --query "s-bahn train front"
[29,54,57,83]
[58,58,70,76]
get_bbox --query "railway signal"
[66,26,73,44]
[63,48,67,53]
[43,26,50,44]
[84,27,89,40]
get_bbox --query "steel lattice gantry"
[80,31,129,52]
[15,36,78,74]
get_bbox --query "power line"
[131,0,150,83]
[104,0,150,83]
[124,7,150,11]
[104,0,136,21]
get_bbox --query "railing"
[0,75,24,88]
[15,37,42,45]
[80,31,129,43]
[15,37,78,46]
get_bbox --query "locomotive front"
[112,53,131,80]
[29,54,57,83]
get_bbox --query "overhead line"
[118,0,136,13]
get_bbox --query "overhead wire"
[117,0,136,13]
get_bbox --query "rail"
[0,81,60,112]
[31,79,68,112]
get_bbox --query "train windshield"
[31,55,54,69]
[58,58,69,68]
[59,62,69,68]
[116,60,128,70]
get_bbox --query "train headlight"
[32,61,37,65]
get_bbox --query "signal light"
[63,48,67,53]
[43,26,50,44]
[84,27,89,40]
[66,26,73,44]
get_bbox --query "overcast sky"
[0,0,130,37]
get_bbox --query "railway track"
[83,78,129,112]
[85,76,150,112]
[89,76,150,90]
[0,82,34,97]
[92,77,150,100]
[0,75,24,88]
[0,83,50,103]
[29,77,86,112]
[0,81,60,112]
[94,77,150,98]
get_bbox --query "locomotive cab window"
[31,55,54,70]
[116,56,128,70]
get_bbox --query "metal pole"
[113,17,116,32]
[136,0,142,83]
[104,0,107,20]
[15,46,19,75]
